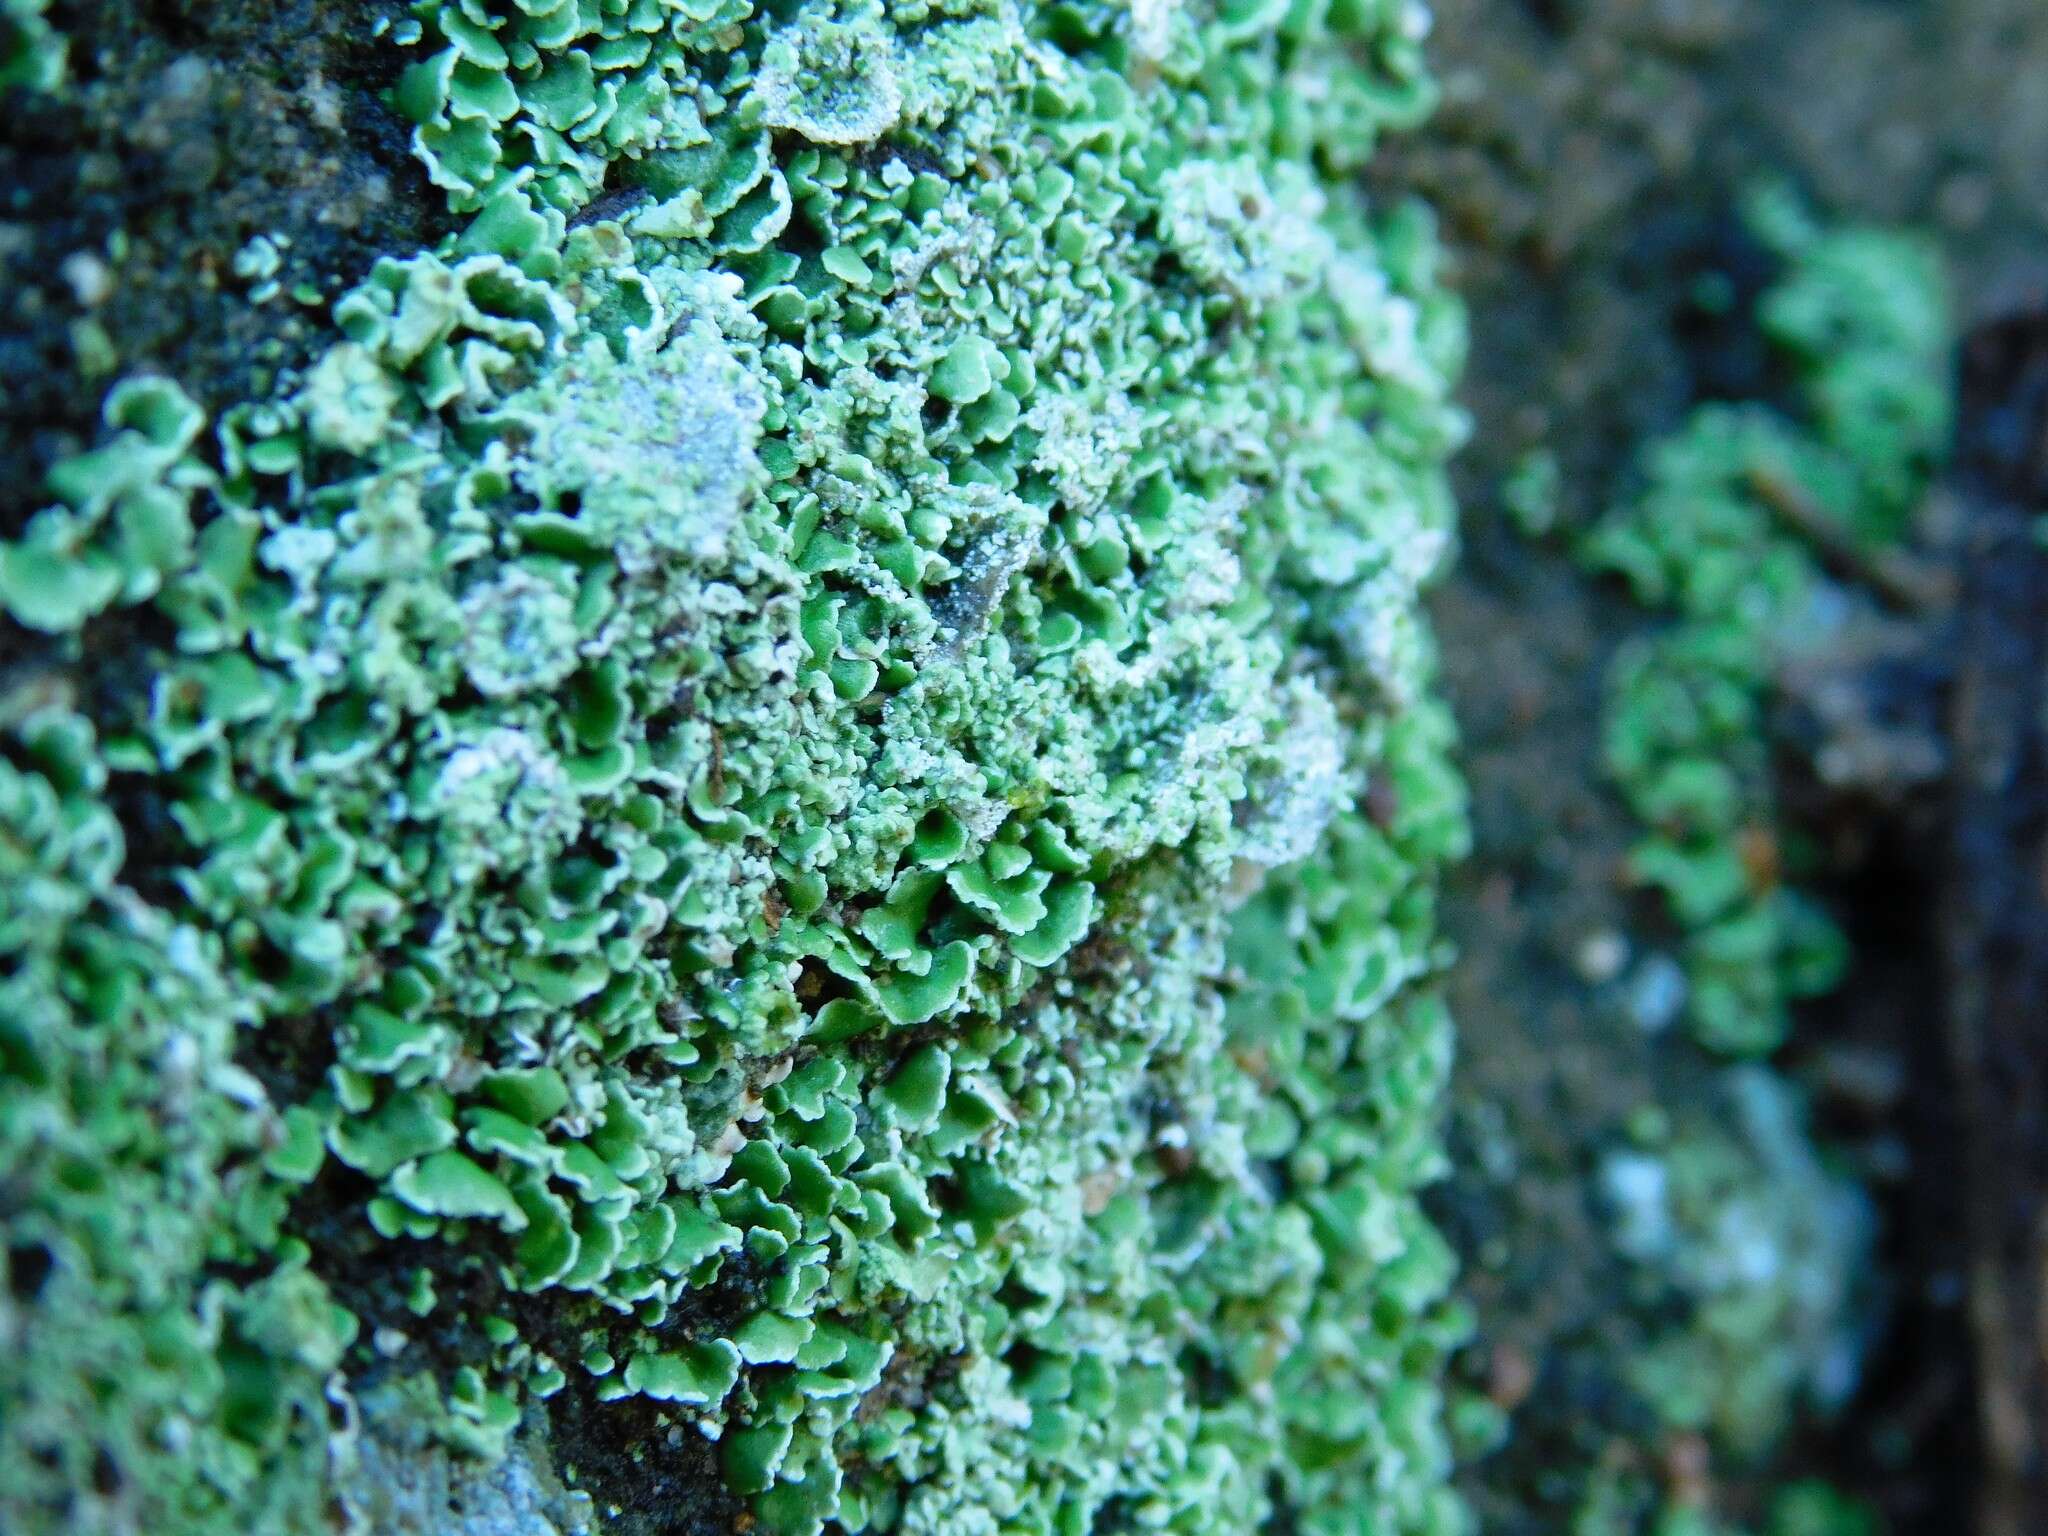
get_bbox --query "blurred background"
[1385,3,2048,1533]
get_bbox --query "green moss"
[0,0,1467,1531]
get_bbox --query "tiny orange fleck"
[1737,824,1781,890]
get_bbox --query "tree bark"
[1945,310,2048,1536]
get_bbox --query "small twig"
[567,185,650,230]
[1747,466,1955,614]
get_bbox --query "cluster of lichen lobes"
[0,0,1469,1532]
[1585,187,1951,1058]
[1551,192,1948,1536]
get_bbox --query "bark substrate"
[1938,308,2048,1536]
[1723,305,2048,1536]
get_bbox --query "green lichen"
[1633,1480,1882,1536]
[0,0,1467,1532]
[1500,446,1561,540]
[1601,1070,1873,1461]
[1584,187,1951,1057]
[0,0,64,92]
[1538,190,1949,1536]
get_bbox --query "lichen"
[1583,186,1950,1058]
[0,0,1468,1532]
[0,0,64,92]
[1541,189,1948,1536]
[1600,1070,1873,1461]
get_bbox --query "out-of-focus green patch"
[0,0,1471,1531]
[1502,446,1563,539]
[1538,188,1948,1536]
[0,0,64,91]
[1583,187,1950,1058]
[1602,1071,1873,1460]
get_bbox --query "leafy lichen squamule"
[0,0,1470,1532]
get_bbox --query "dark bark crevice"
[1941,309,2048,1536]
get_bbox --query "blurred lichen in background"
[0,0,64,92]
[1587,187,1951,1062]
[0,1,1472,1533]
[1548,190,1952,1536]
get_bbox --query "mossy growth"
[0,0,1469,1533]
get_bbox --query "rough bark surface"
[1945,311,2048,1536]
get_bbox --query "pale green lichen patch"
[0,0,64,91]
[1540,191,1947,1536]
[0,0,1468,1530]
[754,3,904,146]
[1600,1070,1873,1460]
[1583,188,1950,1057]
